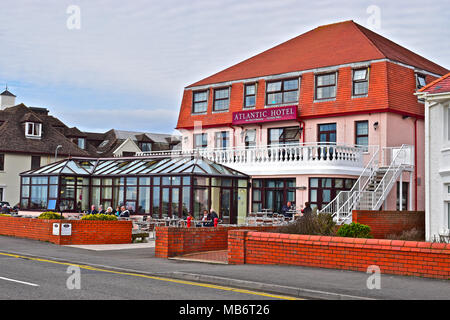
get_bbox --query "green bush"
[275,210,338,236]
[337,222,373,238]
[81,214,118,221]
[0,213,11,217]
[38,211,64,220]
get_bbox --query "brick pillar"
[155,227,169,258]
[228,230,248,265]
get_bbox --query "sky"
[0,0,449,134]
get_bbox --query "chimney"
[0,86,17,110]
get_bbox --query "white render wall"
[424,94,450,241]
[0,153,63,205]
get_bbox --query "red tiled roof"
[187,20,448,88]
[418,72,450,94]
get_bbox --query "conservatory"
[20,156,250,224]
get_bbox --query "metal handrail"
[371,144,414,210]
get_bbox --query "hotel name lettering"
[232,105,297,125]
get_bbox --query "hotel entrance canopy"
[20,156,249,223]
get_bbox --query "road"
[0,252,297,300]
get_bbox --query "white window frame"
[78,138,86,150]
[25,122,42,138]
[446,105,450,143]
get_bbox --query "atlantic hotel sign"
[232,105,298,125]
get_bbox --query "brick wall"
[228,230,450,279]
[352,210,425,239]
[155,226,276,258]
[0,216,132,245]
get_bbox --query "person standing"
[302,202,313,218]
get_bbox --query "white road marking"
[0,276,39,287]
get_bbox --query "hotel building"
[163,20,448,223]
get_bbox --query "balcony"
[137,143,371,177]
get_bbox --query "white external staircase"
[319,144,415,224]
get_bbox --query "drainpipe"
[299,120,306,143]
[414,118,418,211]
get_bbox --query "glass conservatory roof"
[21,156,249,178]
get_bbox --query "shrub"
[275,209,338,236]
[81,214,118,221]
[0,213,10,217]
[337,222,372,238]
[386,228,425,241]
[38,211,64,220]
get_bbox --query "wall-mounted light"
[373,121,379,131]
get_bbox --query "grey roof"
[21,156,249,178]
[0,89,16,97]
[113,130,180,144]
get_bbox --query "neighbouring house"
[167,20,448,224]
[416,72,450,241]
[0,89,181,206]
[0,99,90,206]
[87,129,181,158]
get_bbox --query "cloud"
[54,107,180,134]
[0,0,448,132]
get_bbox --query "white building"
[417,73,450,241]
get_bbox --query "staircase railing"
[371,144,414,210]
[320,144,414,225]
[319,146,379,222]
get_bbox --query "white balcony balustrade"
[137,143,370,176]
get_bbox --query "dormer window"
[77,138,86,150]
[25,122,42,138]
[139,142,152,152]
[416,74,427,89]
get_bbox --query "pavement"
[1,235,449,300]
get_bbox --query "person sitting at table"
[1,204,10,214]
[210,208,219,224]
[201,209,212,227]
[98,205,105,214]
[115,206,121,216]
[88,205,98,215]
[119,205,130,217]
[281,201,294,218]
[105,207,114,215]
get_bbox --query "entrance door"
[221,189,232,224]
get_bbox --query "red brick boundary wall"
[228,230,450,279]
[352,210,425,239]
[155,226,276,258]
[0,216,132,245]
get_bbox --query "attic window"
[78,138,86,150]
[353,68,369,96]
[139,142,152,152]
[416,74,427,89]
[99,140,109,148]
[25,122,42,138]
